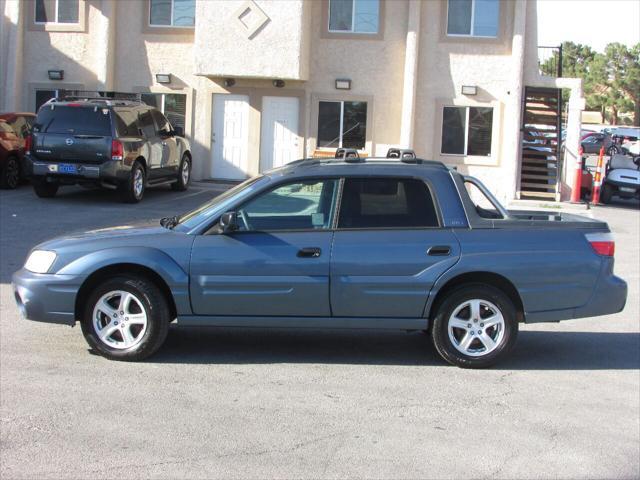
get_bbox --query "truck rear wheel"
[33,179,59,198]
[431,284,518,368]
[119,161,145,203]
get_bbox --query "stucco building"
[0,0,584,202]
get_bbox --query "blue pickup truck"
[12,156,627,368]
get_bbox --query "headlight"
[24,250,57,274]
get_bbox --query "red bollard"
[591,146,605,205]
[570,146,584,203]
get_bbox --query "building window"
[446,0,499,37]
[149,0,195,27]
[35,0,79,24]
[329,0,379,34]
[441,106,493,156]
[317,101,367,150]
[141,93,187,131]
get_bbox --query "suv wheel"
[0,156,20,189]
[120,161,145,203]
[33,178,59,198]
[80,275,170,361]
[431,284,518,368]
[171,155,191,192]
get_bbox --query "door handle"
[297,247,322,258]
[162,141,167,146]
[427,245,451,256]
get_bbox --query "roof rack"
[42,90,144,109]
[335,148,364,163]
[386,148,417,161]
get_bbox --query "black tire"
[171,154,191,192]
[0,156,20,189]
[33,178,59,198]
[119,161,145,203]
[431,284,519,369]
[80,275,170,361]
[607,146,619,156]
[600,183,613,204]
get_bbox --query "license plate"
[620,187,635,193]
[58,163,77,174]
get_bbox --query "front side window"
[317,101,367,150]
[338,178,439,229]
[441,106,493,156]
[237,180,340,232]
[141,93,186,131]
[35,0,79,24]
[447,0,499,37]
[150,0,195,27]
[329,0,379,34]
[138,110,156,138]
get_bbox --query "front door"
[190,178,340,317]
[260,96,300,171]
[212,94,250,180]
[330,177,461,318]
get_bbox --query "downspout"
[399,0,421,149]
[1,0,24,111]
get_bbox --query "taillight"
[24,134,32,153]
[586,232,615,257]
[111,140,123,161]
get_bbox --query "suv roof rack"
[42,90,144,109]
[386,148,418,162]
[335,148,363,162]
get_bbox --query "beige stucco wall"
[2,0,559,203]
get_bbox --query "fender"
[57,246,191,315]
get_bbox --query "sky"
[537,0,640,52]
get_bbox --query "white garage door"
[211,94,250,180]
[260,96,300,172]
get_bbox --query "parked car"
[25,97,191,202]
[581,132,612,154]
[12,156,627,368]
[0,112,35,189]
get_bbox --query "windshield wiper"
[160,215,180,229]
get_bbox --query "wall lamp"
[461,85,477,95]
[155,73,172,84]
[335,79,351,90]
[48,70,64,81]
[273,79,285,88]
[224,78,236,87]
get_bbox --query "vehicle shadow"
[149,327,640,370]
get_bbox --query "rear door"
[330,177,461,318]
[151,109,179,177]
[137,108,163,178]
[32,105,113,164]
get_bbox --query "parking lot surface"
[1,184,639,479]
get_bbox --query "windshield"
[173,176,269,232]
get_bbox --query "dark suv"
[26,98,192,202]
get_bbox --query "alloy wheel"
[92,290,148,349]
[181,160,190,185]
[447,299,505,357]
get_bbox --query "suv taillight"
[111,140,123,161]
[586,232,615,257]
[24,134,32,153]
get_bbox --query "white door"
[260,96,300,171]
[212,94,250,180]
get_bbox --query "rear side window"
[35,106,112,136]
[113,110,139,137]
[338,178,439,229]
[138,110,156,138]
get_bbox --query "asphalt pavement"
[0,182,638,479]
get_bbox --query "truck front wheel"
[431,284,519,368]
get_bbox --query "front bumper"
[25,156,126,183]
[12,268,86,325]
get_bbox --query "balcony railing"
[538,45,563,77]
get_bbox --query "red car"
[0,112,35,189]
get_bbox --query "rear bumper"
[25,155,126,183]
[12,268,85,326]
[526,259,627,323]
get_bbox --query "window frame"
[34,0,79,25]
[148,0,195,29]
[328,0,380,35]
[445,0,499,38]
[440,105,494,158]
[317,100,368,151]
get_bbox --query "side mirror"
[217,211,238,234]
[173,126,184,137]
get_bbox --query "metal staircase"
[519,87,562,200]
